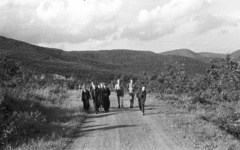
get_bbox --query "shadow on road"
[87,112,116,119]
[81,124,108,129]
[81,124,137,133]
[72,124,137,139]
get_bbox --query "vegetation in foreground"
[139,55,240,149]
[0,56,85,150]
[2,47,240,150]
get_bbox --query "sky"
[0,0,240,53]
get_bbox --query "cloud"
[0,0,122,44]
[122,0,213,40]
[193,13,239,34]
[124,0,236,41]
[122,0,240,41]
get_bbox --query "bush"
[0,111,46,147]
[0,57,71,148]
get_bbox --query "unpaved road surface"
[67,93,191,150]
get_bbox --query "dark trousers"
[117,96,123,107]
[93,100,100,113]
[129,93,134,107]
[103,98,110,112]
[138,99,145,114]
[82,99,90,110]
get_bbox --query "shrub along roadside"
[0,56,86,149]
[0,87,86,150]
[153,93,240,150]
[137,55,240,146]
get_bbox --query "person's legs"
[117,95,120,108]
[132,94,135,107]
[129,93,132,108]
[138,98,142,111]
[141,99,145,115]
[94,97,99,113]
[121,96,124,108]
[107,98,110,111]
[102,98,109,112]
[82,100,86,110]
[104,104,108,112]
[130,93,134,108]
[96,101,100,112]
[86,99,90,110]
[93,101,97,113]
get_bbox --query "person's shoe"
[118,105,120,108]
[142,112,144,115]
[121,105,124,108]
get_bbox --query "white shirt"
[115,84,121,90]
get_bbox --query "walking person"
[102,83,111,112]
[90,82,100,114]
[115,79,124,108]
[127,79,135,108]
[81,84,90,111]
[98,83,103,110]
[137,86,147,115]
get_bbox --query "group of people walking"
[80,79,147,115]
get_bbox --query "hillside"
[231,50,240,60]
[0,36,210,82]
[199,52,225,58]
[160,49,209,62]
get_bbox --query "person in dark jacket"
[98,83,103,110]
[81,84,90,111]
[137,86,147,115]
[90,82,100,114]
[102,83,111,112]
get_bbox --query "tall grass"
[155,93,240,150]
[0,81,85,150]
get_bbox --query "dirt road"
[67,93,191,150]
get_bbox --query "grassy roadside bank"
[150,94,240,150]
[1,86,87,150]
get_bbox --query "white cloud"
[123,0,236,40]
[193,13,239,34]
[0,0,122,44]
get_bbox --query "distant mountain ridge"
[161,49,201,58]
[160,49,209,62]
[0,35,235,82]
[198,52,226,58]
[160,48,230,61]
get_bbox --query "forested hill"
[0,35,211,82]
